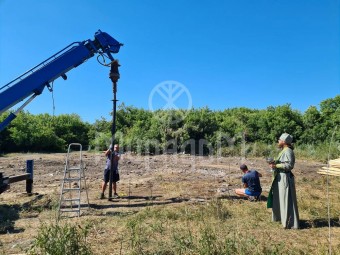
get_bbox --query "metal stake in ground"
[108,60,120,201]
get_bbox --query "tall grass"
[295,142,340,162]
[219,141,340,162]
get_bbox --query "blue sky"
[0,0,339,123]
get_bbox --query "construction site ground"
[0,152,338,254]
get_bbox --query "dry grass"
[0,153,340,254]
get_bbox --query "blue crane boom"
[0,30,122,132]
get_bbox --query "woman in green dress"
[268,133,300,229]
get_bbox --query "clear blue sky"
[0,0,339,123]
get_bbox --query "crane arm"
[0,30,122,131]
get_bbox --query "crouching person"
[235,164,262,201]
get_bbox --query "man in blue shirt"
[100,144,121,199]
[235,164,262,201]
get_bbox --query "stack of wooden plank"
[318,158,340,176]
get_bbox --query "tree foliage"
[0,96,339,156]
[0,112,90,152]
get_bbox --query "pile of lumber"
[318,158,340,176]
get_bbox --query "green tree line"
[0,96,339,159]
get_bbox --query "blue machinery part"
[0,30,122,132]
[26,160,34,194]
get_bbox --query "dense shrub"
[1,96,339,160]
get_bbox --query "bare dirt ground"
[0,152,332,254]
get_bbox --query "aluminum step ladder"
[58,143,89,218]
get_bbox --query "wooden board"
[329,158,340,168]
[318,165,340,176]
[318,171,340,177]
[321,167,340,171]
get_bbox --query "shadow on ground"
[0,204,21,234]
[220,195,268,202]
[300,218,340,229]
[0,193,46,234]
[90,196,190,210]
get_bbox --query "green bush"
[28,222,92,255]
[1,95,339,156]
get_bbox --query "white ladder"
[58,143,90,218]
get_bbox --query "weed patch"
[27,222,93,255]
